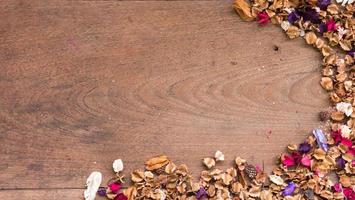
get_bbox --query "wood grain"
[0,189,83,200]
[0,0,328,197]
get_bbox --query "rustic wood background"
[0,0,329,199]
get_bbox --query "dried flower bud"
[319,111,331,122]
[245,164,257,179]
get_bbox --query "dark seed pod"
[319,111,331,122]
[304,189,314,200]
[244,164,257,179]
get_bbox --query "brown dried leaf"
[327,4,339,15]
[145,155,169,171]
[233,0,255,21]
[123,187,137,200]
[305,32,317,45]
[320,77,333,90]
[286,26,300,39]
[331,111,345,121]
[202,157,215,169]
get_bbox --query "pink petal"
[301,155,311,167]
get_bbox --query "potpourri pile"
[84,0,354,199]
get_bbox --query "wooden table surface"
[0,0,329,199]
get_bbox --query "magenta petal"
[109,182,121,193]
[341,138,353,147]
[283,155,295,167]
[114,193,128,200]
[333,183,342,193]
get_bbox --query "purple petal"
[297,8,321,24]
[336,157,345,169]
[317,0,331,10]
[196,187,207,200]
[97,187,107,196]
[282,182,296,196]
[299,142,311,154]
[313,129,328,152]
[287,11,300,24]
[319,23,327,33]
[348,49,355,57]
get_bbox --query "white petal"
[84,171,102,200]
[215,150,225,161]
[269,175,284,185]
[300,29,305,37]
[281,21,291,31]
[336,102,353,117]
[340,125,352,138]
[113,159,124,173]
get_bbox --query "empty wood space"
[0,0,328,199]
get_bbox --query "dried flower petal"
[233,0,254,21]
[336,157,345,169]
[313,129,328,152]
[317,0,330,10]
[281,21,291,31]
[196,187,207,200]
[282,182,296,196]
[305,32,317,44]
[301,155,311,167]
[299,142,311,154]
[109,182,121,193]
[84,171,102,200]
[269,174,284,185]
[203,157,215,169]
[97,187,107,197]
[215,150,225,161]
[332,130,342,144]
[282,155,295,167]
[340,125,352,138]
[325,18,337,32]
[297,7,320,24]
[333,183,342,192]
[113,159,124,173]
[288,11,300,24]
[114,193,128,200]
[343,188,355,199]
[257,11,270,25]
[145,155,169,170]
[336,102,353,117]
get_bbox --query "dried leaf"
[203,157,216,169]
[233,0,255,21]
[145,155,169,171]
[269,174,284,185]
